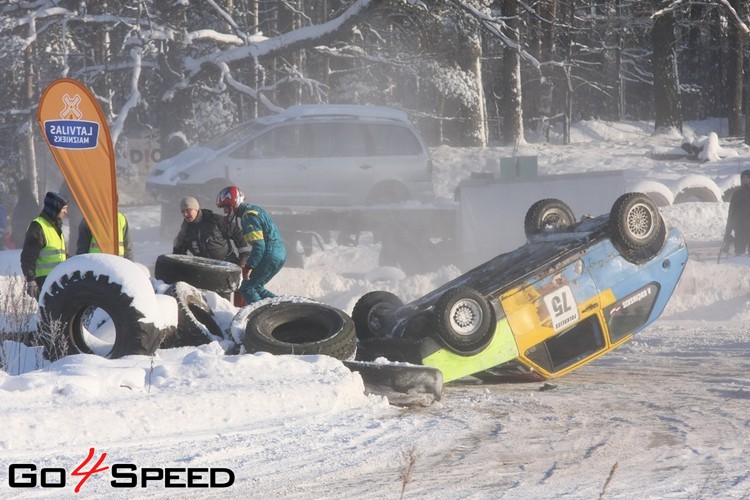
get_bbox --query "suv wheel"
[366,181,410,205]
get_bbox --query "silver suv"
[146,105,435,210]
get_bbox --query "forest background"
[0,0,749,203]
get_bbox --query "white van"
[146,105,435,211]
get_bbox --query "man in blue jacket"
[216,186,286,304]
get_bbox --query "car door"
[224,124,308,207]
[304,122,371,206]
[501,257,604,364]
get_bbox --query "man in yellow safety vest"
[76,211,134,261]
[20,191,69,299]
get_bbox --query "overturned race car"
[352,192,688,383]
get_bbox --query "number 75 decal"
[543,285,579,332]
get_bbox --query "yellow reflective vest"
[89,212,127,256]
[34,216,66,278]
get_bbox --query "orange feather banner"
[37,78,118,255]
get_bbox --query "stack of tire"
[37,253,357,362]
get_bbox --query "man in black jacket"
[725,170,750,255]
[173,196,250,264]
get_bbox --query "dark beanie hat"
[43,191,69,218]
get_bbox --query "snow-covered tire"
[154,254,242,294]
[241,302,356,360]
[609,192,666,262]
[673,186,720,203]
[432,286,494,355]
[524,199,576,239]
[161,282,224,348]
[352,291,403,340]
[38,258,162,361]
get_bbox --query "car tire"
[39,269,162,361]
[609,192,666,262]
[432,286,494,355]
[352,291,403,340]
[241,302,357,360]
[524,199,576,239]
[366,181,410,205]
[161,281,224,348]
[155,254,242,294]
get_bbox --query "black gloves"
[25,281,39,299]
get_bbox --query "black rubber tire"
[352,291,403,340]
[39,270,162,361]
[242,302,356,360]
[609,192,665,262]
[524,199,576,239]
[162,281,224,348]
[432,286,494,355]
[154,254,242,294]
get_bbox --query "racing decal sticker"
[543,285,579,332]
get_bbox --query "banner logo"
[43,93,99,150]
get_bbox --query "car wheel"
[161,281,224,348]
[432,286,494,355]
[155,254,242,295]
[524,199,576,239]
[39,269,162,361]
[609,192,665,262]
[242,302,357,360]
[366,181,410,205]
[352,291,403,340]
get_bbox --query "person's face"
[742,175,750,186]
[58,205,68,219]
[181,208,199,222]
[220,205,233,217]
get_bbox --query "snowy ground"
[1,120,750,498]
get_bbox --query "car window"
[208,121,264,150]
[229,125,306,159]
[525,315,605,372]
[307,124,367,158]
[605,283,660,343]
[367,124,423,156]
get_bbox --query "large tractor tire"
[39,255,162,361]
